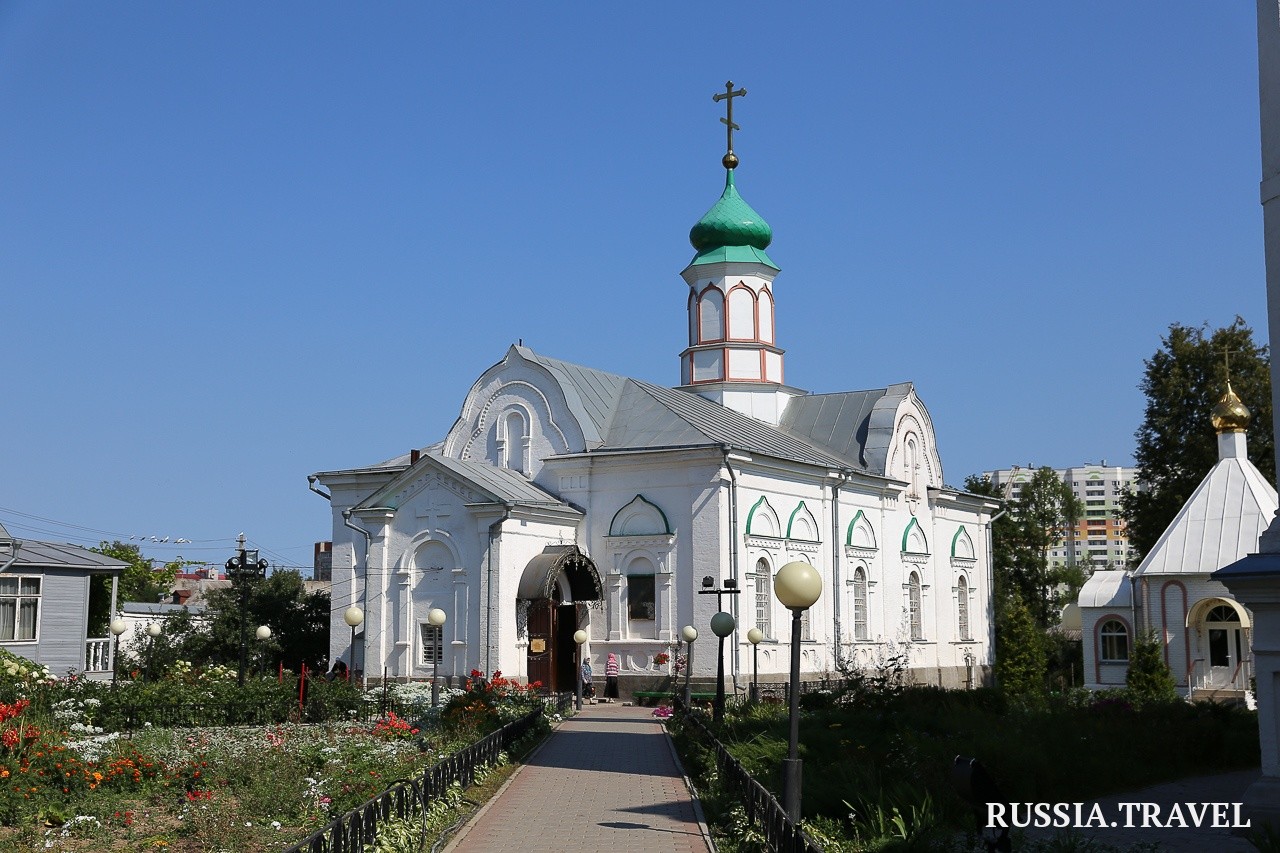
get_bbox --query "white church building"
[312,128,999,696]
[1079,383,1275,699]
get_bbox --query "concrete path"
[445,701,712,853]
[1023,767,1261,851]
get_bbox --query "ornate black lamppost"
[775,560,822,823]
[225,533,268,687]
[698,576,740,723]
[710,611,736,723]
[747,627,763,703]
[680,625,697,707]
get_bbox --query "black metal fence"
[282,696,563,853]
[679,706,824,853]
[753,678,838,704]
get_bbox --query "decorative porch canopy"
[516,545,603,602]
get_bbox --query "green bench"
[631,690,716,706]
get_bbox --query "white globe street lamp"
[109,617,127,686]
[680,625,698,707]
[145,622,161,683]
[573,629,588,711]
[427,608,448,707]
[343,606,364,678]
[774,560,822,822]
[747,627,764,702]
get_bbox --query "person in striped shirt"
[604,652,620,702]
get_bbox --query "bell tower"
[678,82,800,425]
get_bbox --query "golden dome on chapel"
[1211,382,1251,434]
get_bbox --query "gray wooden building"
[0,522,126,679]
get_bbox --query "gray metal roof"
[5,540,127,572]
[0,521,10,541]
[355,450,577,513]
[513,346,629,448]
[778,384,913,474]
[596,380,853,469]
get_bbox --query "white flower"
[271,821,281,830]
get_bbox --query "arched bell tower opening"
[517,545,603,693]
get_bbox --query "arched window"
[728,286,756,340]
[1206,605,1238,623]
[699,288,724,342]
[956,576,970,640]
[754,558,772,638]
[908,572,922,640]
[503,411,526,473]
[1099,620,1129,662]
[852,566,868,641]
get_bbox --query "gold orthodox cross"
[1219,345,1242,383]
[713,81,747,165]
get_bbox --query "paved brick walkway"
[445,702,711,853]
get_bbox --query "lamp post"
[710,612,736,723]
[225,533,269,687]
[680,625,698,707]
[774,560,822,823]
[427,608,447,707]
[698,577,741,720]
[747,627,763,703]
[343,605,364,679]
[109,617,127,686]
[145,622,161,683]
[573,629,588,711]
[255,625,271,677]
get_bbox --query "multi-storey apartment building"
[982,463,1139,570]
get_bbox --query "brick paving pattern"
[446,702,711,853]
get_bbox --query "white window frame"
[852,567,868,641]
[907,572,923,641]
[419,622,444,666]
[956,575,970,641]
[0,576,40,643]
[1099,620,1129,662]
[754,558,772,639]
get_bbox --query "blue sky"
[0,3,1265,571]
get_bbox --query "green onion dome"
[689,169,773,253]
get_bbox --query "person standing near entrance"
[581,657,594,702]
[604,652,619,702]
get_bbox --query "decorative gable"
[786,501,820,542]
[609,495,672,537]
[745,497,781,538]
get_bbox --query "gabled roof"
[779,385,914,472]
[5,540,126,573]
[353,450,577,514]
[512,346,630,448]
[596,380,852,469]
[1135,455,1278,577]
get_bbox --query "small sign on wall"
[530,638,546,654]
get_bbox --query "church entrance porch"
[516,545,603,694]
[1189,598,1252,696]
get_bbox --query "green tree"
[1126,631,1179,705]
[1123,318,1273,560]
[995,590,1046,699]
[90,541,181,604]
[964,468,1083,629]
[204,570,330,674]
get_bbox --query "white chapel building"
[312,139,999,696]
[1079,384,1276,699]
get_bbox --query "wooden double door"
[526,600,580,693]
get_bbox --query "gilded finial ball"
[722,151,739,170]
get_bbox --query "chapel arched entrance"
[1189,598,1252,690]
[517,545,603,693]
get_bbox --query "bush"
[1125,631,1179,706]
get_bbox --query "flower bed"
[0,656,550,851]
